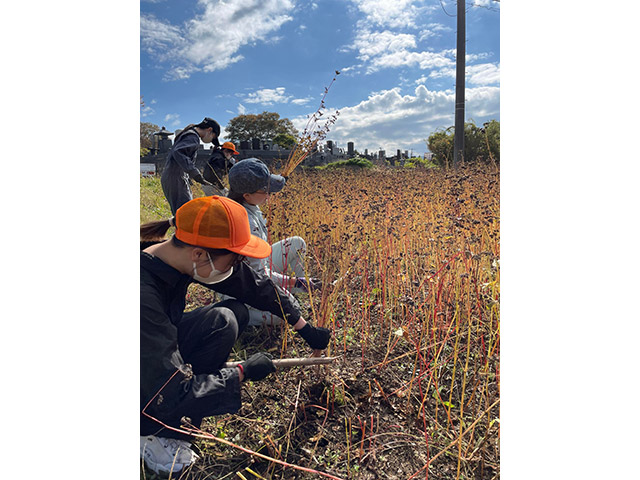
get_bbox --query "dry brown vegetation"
[143,164,500,480]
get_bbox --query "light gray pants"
[225,236,307,327]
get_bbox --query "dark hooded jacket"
[204,148,234,189]
[140,250,300,435]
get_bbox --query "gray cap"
[228,158,286,194]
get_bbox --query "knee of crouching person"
[290,236,307,254]
[215,299,250,334]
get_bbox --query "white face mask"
[193,252,233,284]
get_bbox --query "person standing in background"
[203,141,239,197]
[161,117,219,215]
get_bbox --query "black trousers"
[177,299,250,374]
[142,299,249,440]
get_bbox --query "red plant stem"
[331,384,335,416]
[370,415,376,461]
[361,246,370,369]
[358,416,365,459]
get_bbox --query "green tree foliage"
[226,111,298,144]
[427,120,500,167]
[484,120,500,164]
[272,132,296,149]
[140,122,160,151]
[427,128,454,167]
[319,157,373,169]
[404,157,438,169]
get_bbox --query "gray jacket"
[243,203,290,287]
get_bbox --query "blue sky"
[140,0,500,156]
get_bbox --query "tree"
[427,120,500,167]
[225,111,298,144]
[272,132,296,149]
[483,120,500,164]
[141,122,160,150]
[427,127,454,167]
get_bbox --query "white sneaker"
[140,435,199,475]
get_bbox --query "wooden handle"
[223,356,337,368]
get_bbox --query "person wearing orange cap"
[139,196,330,476]
[203,141,239,197]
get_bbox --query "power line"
[469,2,500,12]
[438,0,500,16]
[439,0,456,16]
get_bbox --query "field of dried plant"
[141,164,500,480]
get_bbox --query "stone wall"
[141,146,346,175]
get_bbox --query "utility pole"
[453,0,466,168]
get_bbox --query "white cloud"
[293,85,499,154]
[417,23,453,41]
[426,62,500,86]
[140,15,186,58]
[141,0,295,80]
[472,0,499,7]
[350,0,437,29]
[372,49,455,72]
[465,86,501,119]
[141,105,155,118]
[467,63,500,85]
[291,97,314,105]
[164,113,181,127]
[245,87,291,105]
[238,103,247,115]
[344,7,496,79]
[242,87,313,106]
[353,30,416,61]
[428,67,455,80]
[466,52,491,62]
[349,29,458,74]
[165,66,195,81]
[340,65,358,74]
[421,23,452,36]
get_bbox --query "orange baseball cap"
[175,196,271,258]
[221,141,240,155]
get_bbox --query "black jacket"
[140,251,301,433]
[162,129,203,181]
[203,149,233,188]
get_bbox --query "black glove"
[297,324,331,350]
[240,353,276,381]
[294,277,322,291]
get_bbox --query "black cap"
[202,117,221,147]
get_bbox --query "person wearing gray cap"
[161,117,220,215]
[226,158,321,326]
